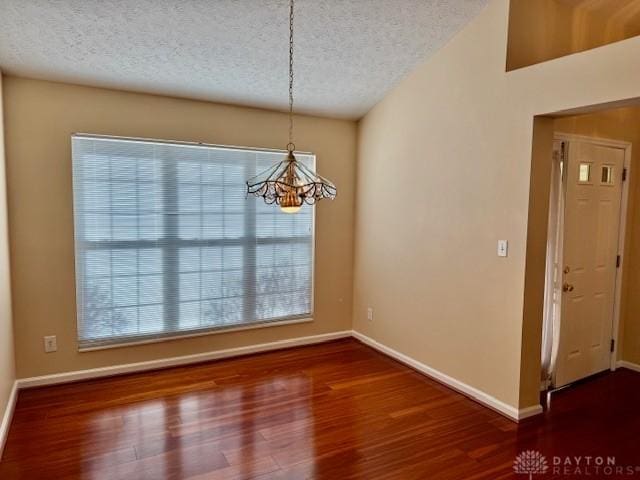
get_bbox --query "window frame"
[72,133,316,352]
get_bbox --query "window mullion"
[243,158,257,324]
[162,148,180,331]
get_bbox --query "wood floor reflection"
[1,338,639,479]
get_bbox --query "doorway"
[542,133,631,389]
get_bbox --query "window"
[578,163,591,183]
[601,165,614,185]
[72,135,314,349]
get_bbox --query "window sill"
[78,316,314,352]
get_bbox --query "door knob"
[563,283,574,292]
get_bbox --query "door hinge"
[623,168,628,182]
[616,255,621,268]
[611,339,616,353]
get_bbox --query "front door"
[554,139,624,388]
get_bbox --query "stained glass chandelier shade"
[246,0,337,213]
[246,148,337,212]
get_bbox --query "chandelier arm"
[246,160,287,187]
[296,162,336,190]
[262,161,289,183]
[293,162,319,183]
[246,162,278,183]
[317,176,337,189]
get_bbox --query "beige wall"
[3,0,640,416]
[507,0,640,71]
[2,76,357,378]
[554,107,640,365]
[354,0,640,410]
[0,74,16,434]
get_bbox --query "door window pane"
[578,163,591,183]
[601,165,614,184]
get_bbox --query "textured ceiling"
[0,0,488,119]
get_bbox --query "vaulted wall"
[354,0,640,411]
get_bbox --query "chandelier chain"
[245,0,336,211]
[288,0,294,151]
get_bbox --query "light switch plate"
[497,240,508,257]
[44,335,57,353]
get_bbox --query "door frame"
[553,132,631,372]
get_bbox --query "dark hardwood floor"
[1,338,639,479]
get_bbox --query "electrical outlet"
[367,307,374,322]
[44,335,57,353]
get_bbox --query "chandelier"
[246,0,337,213]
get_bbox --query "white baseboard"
[352,330,543,422]
[517,404,544,420]
[617,360,640,373]
[0,381,18,459]
[17,330,352,389]
[14,329,544,424]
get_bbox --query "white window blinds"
[72,135,314,349]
